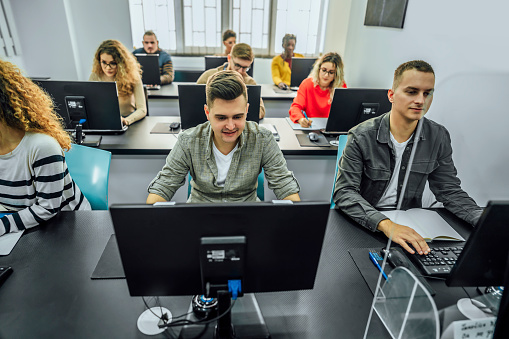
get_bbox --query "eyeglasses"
[320,68,335,76]
[233,61,251,72]
[101,61,117,69]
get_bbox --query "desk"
[0,209,474,338]
[97,116,338,204]
[146,84,295,117]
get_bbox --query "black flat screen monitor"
[110,201,329,297]
[135,54,161,86]
[446,201,509,287]
[323,88,391,135]
[204,56,254,77]
[290,57,316,88]
[178,84,260,129]
[36,80,126,134]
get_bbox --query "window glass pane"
[184,6,193,45]
[192,0,205,32]
[239,0,252,35]
[205,7,217,47]
[251,9,263,48]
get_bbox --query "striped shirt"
[0,133,91,235]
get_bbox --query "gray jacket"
[333,112,483,231]
[148,121,300,202]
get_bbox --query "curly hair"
[0,59,71,150]
[91,39,142,97]
[309,52,346,98]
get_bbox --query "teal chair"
[65,144,112,210]
[187,169,265,201]
[330,135,349,208]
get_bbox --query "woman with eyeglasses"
[0,59,90,236]
[90,40,147,126]
[289,52,347,127]
[216,29,236,56]
[271,33,304,90]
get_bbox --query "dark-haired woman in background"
[289,52,347,127]
[90,39,146,126]
[0,59,90,236]
[216,30,236,56]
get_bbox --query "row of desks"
[0,208,474,338]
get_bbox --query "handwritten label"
[454,317,496,339]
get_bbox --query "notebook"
[382,209,465,241]
[285,117,328,131]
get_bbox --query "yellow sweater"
[271,53,305,86]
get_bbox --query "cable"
[159,299,237,328]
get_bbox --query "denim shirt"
[333,112,483,232]
[148,121,300,202]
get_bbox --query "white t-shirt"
[212,142,238,187]
[376,133,411,209]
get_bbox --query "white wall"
[342,0,509,205]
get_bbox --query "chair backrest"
[330,135,349,208]
[187,169,265,201]
[65,144,112,210]
[143,86,149,116]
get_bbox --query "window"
[128,0,329,57]
[0,0,21,58]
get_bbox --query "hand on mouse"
[278,82,288,90]
[377,219,430,255]
[298,117,313,128]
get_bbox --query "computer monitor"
[36,80,126,134]
[134,54,161,87]
[446,201,509,287]
[110,201,329,337]
[204,56,254,77]
[323,88,391,135]
[290,57,317,88]
[178,84,260,129]
[494,262,509,339]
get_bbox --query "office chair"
[330,135,349,208]
[65,144,112,210]
[187,169,265,201]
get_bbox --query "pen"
[302,111,312,127]
[369,252,388,280]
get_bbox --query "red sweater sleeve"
[289,82,309,123]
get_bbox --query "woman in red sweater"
[289,52,346,127]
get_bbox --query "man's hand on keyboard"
[377,219,430,255]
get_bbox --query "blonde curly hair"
[0,59,71,150]
[309,52,346,99]
[91,39,142,97]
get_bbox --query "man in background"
[133,30,174,85]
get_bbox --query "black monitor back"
[135,54,161,86]
[110,202,329,296]
[36,80,124,133]
[178,84,260,129]
[446,201,509,287]
[290,57,316,87]
[204,56,254,77]
[324,88,391,134]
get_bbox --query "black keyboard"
[408,246,464,277]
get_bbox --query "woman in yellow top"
[89,40,147,126]
[271,34,304,89]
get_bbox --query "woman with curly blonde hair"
[289,52,347,127]
[0,59,90,236]
[90,39,146,126]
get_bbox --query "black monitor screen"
[110,202,329,297]
[290,58,317,87]
[178,84,260,129]
[324,88,391,134]
[447,201,509,287]
[135,54,161,86]
[204,56,254,77]
[36,80,124,133]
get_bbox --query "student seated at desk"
[289,52,347,127]
[197,43,266,119]
[147,71,300,204]
[90,40,147,126]
[133,30,174,85]
[271,33,304,90]
[215,29,236,57]
[333,60,483,255]
[0,60,90,236]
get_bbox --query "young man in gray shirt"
[333,60,482,255]
[147,70,300,203]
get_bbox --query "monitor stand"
[179,293,270,339]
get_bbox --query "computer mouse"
[308,132,319,142]
[382,248,411,269]
[169,122,180,130]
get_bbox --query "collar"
[377,112,427,145]
[204,122,245,158]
